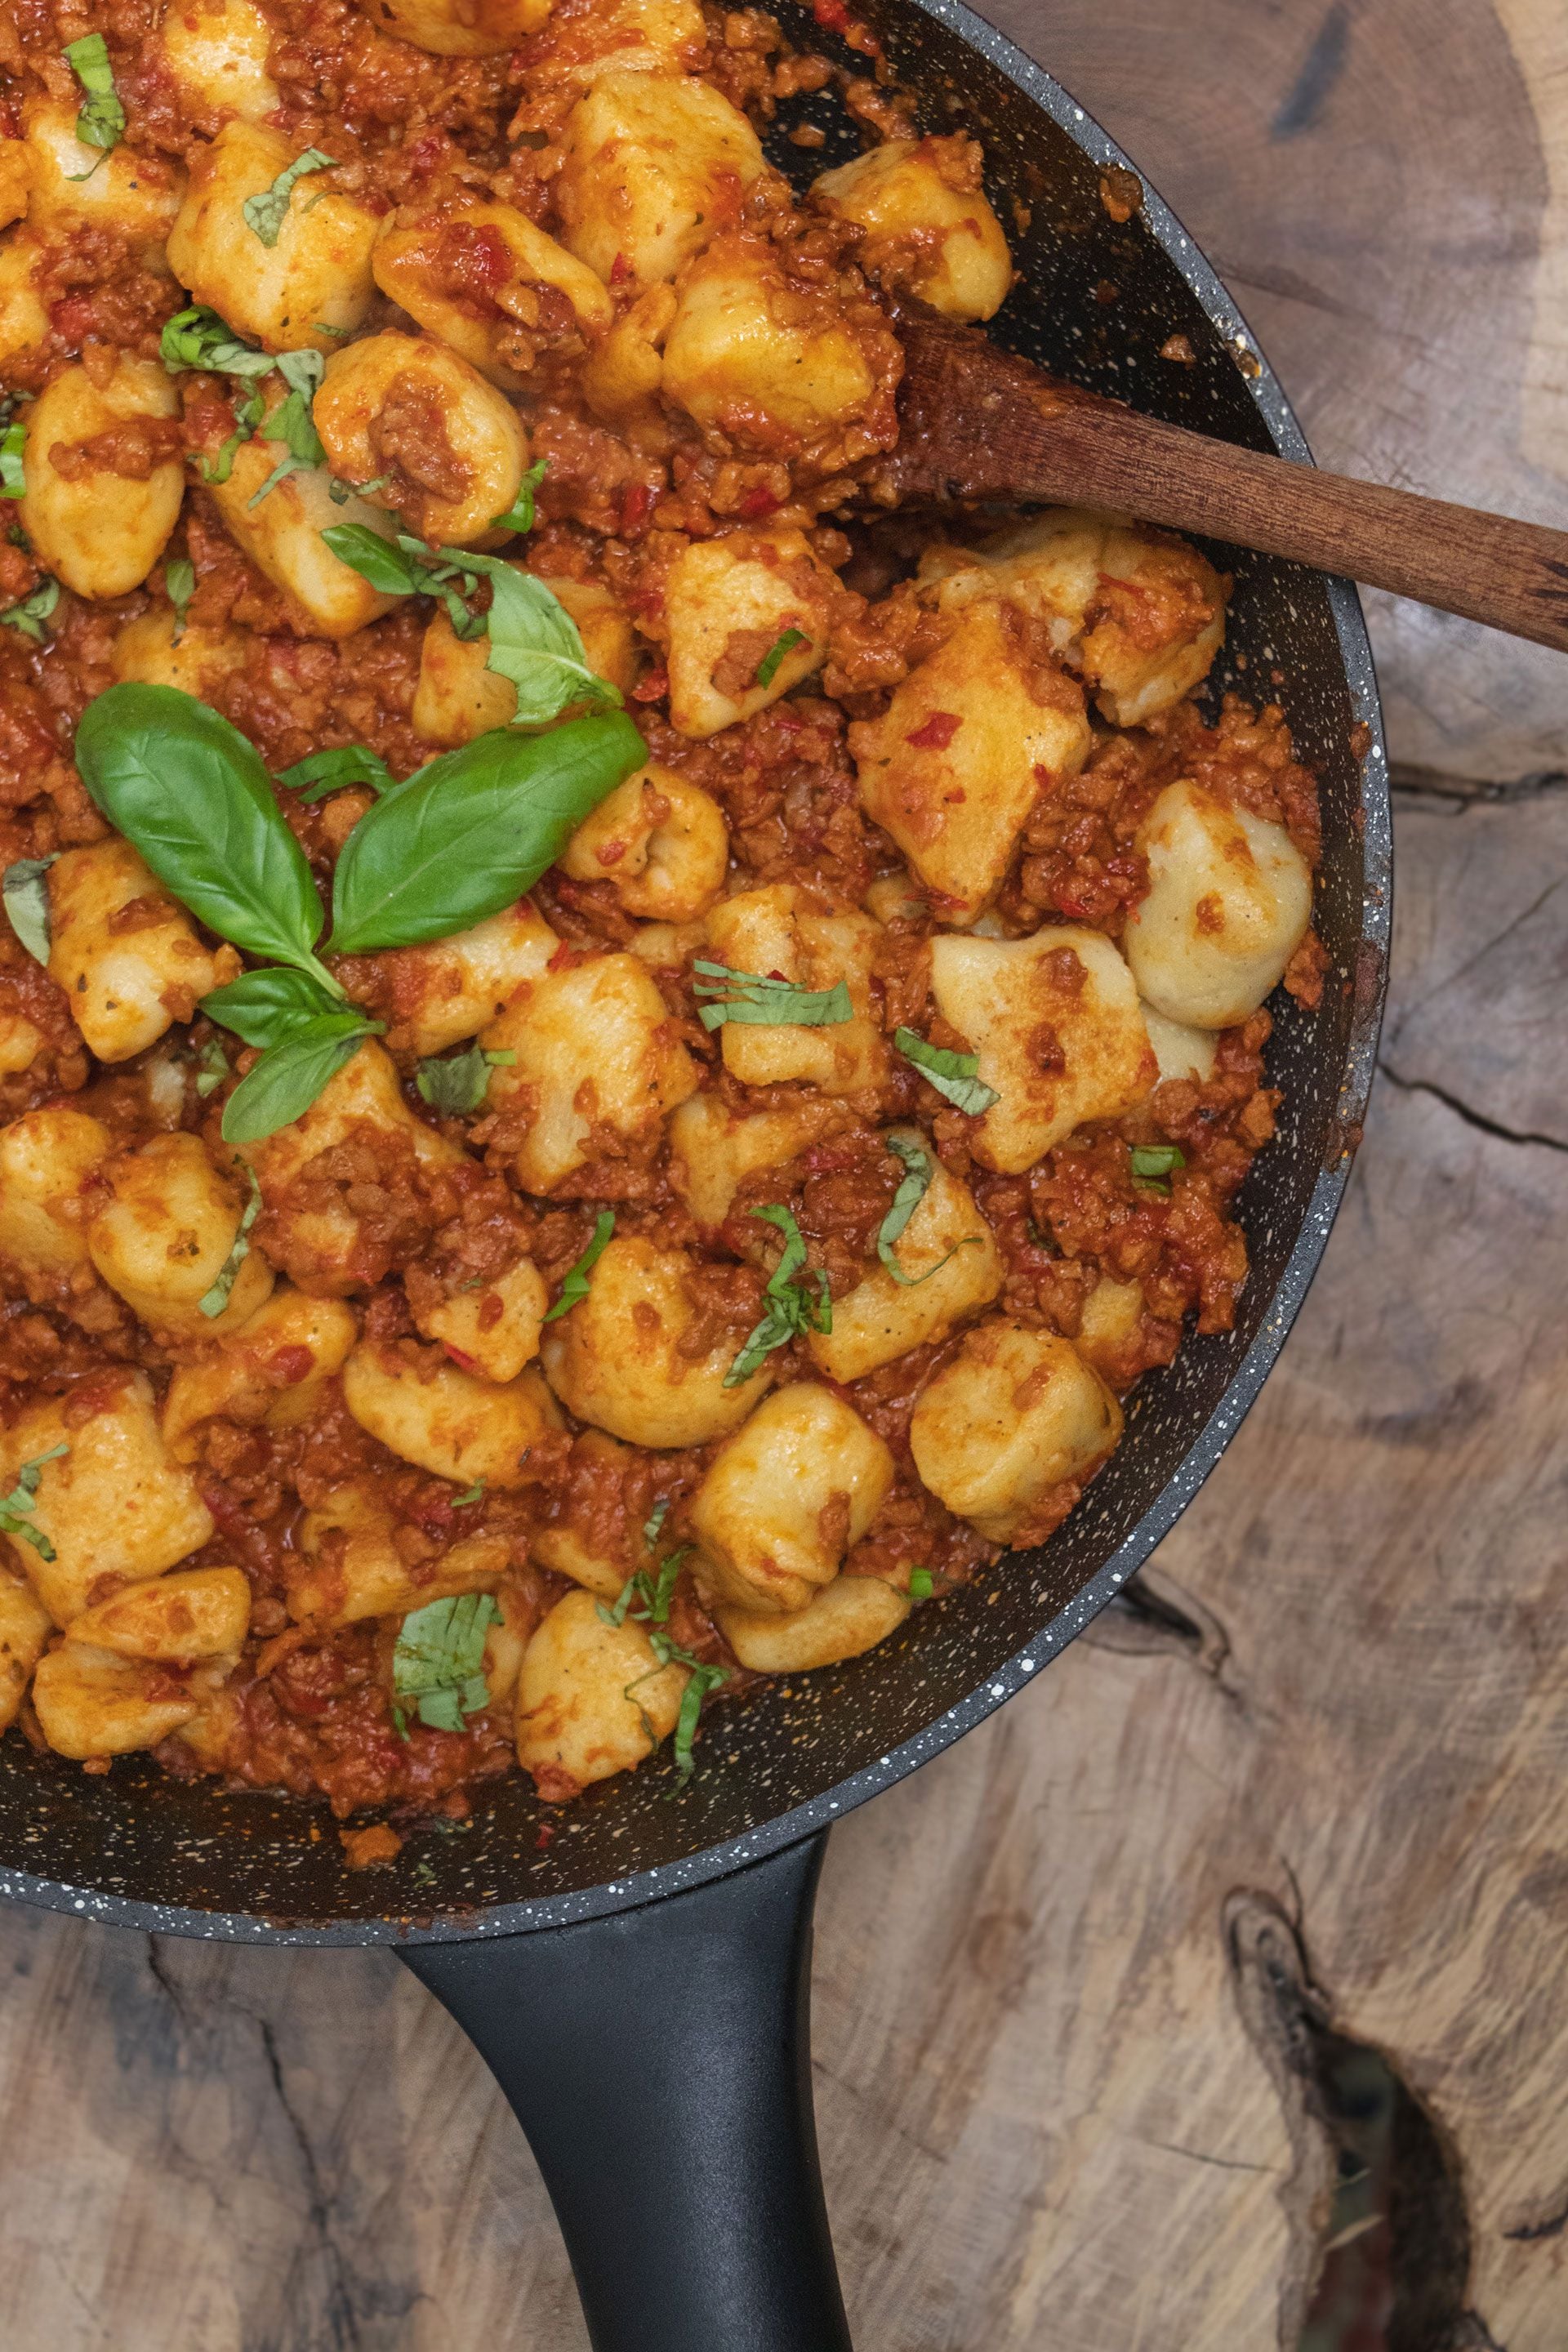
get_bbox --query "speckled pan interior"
[0,0,1391,1942]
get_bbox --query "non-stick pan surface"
[0,0,1389,1944]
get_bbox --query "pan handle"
[401,1829,852,2352]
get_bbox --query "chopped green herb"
[1129,1143,1186,1196]
[907,1567,934,1601]
[194,1036,230,1098]
[875,1133,976,1287]
[542,1210,615,1323]
[2,856,55,965]
[392,1592,501,1732]
[462,552,621,725]
[198,1167,263,1317]
[693,960,853,1032]
[327,472,389,506]
[63,33,125,158]
[597,1547,688,1633]
[277,744,394,804]
[164,557,196,643]
[0,421,25,500]
[642,1495,670,1552]
[724,1204,831,1386]
[452,1480,486,1507]
[0,579,60,642]
[755,626,806,689]
[666,1653,728,1783]
[390,1704,410,1742]
[247,351,327,504]
[0,1442,68,1561]
[160,306,276,380]
[243,148,337,247]
[491,457,549,535]
[893,1026,1000,1116]
[201,390,266,486]
[414,1040,514,1116]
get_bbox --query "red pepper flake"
[618,482,654,537]
[609,251,631,285]
[630,665,668,703]
[535,1821,556,1850]
[812,0,850,28]
[906,710,961,751]
[738,484,782,519]
[443,1343,483,1375]
[547,938,575,971]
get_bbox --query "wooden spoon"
[869,307,1568,655]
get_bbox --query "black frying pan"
[0,4,1392,2343]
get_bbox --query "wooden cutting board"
[2,5,1566,2346]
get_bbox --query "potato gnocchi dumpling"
[518,1586,689,1794]
[703,886,886,1094]
[668,1092,848,1229]
[1125,781,1313,1028]
[555,74,767,289]
[664,528,836,739]
[374,200,613,390]
[690,1383,895,1615]
[661,234,880,455]
[0,1572,52,1732]
[413,572,638,744]
[559,764,727,920]
[0,1109,113,1276]
[167,122,380,350]
[22,99,185,252]
[715,1571,911,1674]
[159,0,281,125]
[111,608,250,699]
[207,449,401,637]
[162,1288,358,1459]
[354,0,552,56]
[342,1342,563,1487]
[314,331,530,545]
[47,840,241,1065]
[414,1255,550,1385]
[33,1642,208,1759]
[812,135,1013,322]
[291,1481,512,1626]
[807,1136,1003,1383]
[910,1321,1123,1544]
[364,898,560,1054]
[87,1132,274,1335]
[18,357,185,599]
[539,1232,770,1446]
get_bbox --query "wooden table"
[5,5,1567,2345]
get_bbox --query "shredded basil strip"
[874,1132,977,1287]
[666,1654,727,1784]
[247,353,327,504]
[724,1204,831,1386]
[597,1547,688,1633]
[198,1168,263,1318]
[327,472,388,506]
[0,421,25,500]
[491,457,548,535]
[2,856,55,965]
[0,579,60,641]
[452,1480,485,1507]
[63,33,125,155]
[160,306,278,379]
[542,1211,614,1323]
[1129,1141,1186,1196]
[0,1441,68,1561]
[755,626,807,689]
[893,1026,1000,1116]
[276,744,393,804]
[642,1495,670,1552]
[243,148,337,247]
[907,1567,934,1601]
[693,960,853,1032]
[415,1040,513,1116]
[391,1592,500,1733]
[164,557,196,643]
[194,1037,229,1098]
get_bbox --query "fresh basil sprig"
[0,421,25,500]
[220,1012,383,1143]
[277,744,393,803]
[1,580,58,641]
[243,148,336,247]
[198,1168,262,1317]
[327,710,645,954]
[492,457,548,535]
[875,1133,976,1287]
[893,1026,1000,1116]
[0,1442,68,1561]
[693,960,853,1032]
[725,1204,831,1386]
[542,1210,615,1323]
[392,1592,500,1734]
[201,964,345,1045]
[2,857,55,965]
[755,627,806,688]
[63,34,125,158]
[74,684,341,997]
[415,1041,514,1116]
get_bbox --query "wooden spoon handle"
[880,314,1568,653]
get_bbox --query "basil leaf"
[0,421,24,499]
[194,1036,229,1097]
[874,1132,976,1287]
[160,305,276,380]
[220,1013,378,1143]
[643,1495,670,1552]
[668,1656,727,1783]
[1130,1141,1186,1196]
[202,964,345,1048]
[3,856,55,964]
[724,1203,831,1385]
[277,745,393,804]
[164,557,196,642]
[0,1441,68,1562]
[491,457,548,535]
[907,1567,934,1601]
[63,33,125,155]
[200,391,265,485]
[74,683,337,992]
[320,523,432,596]
[893,1026,1000,1116]
[248,361,327,505]
[452,1479,485,1507]
[755,627,806,688]
[326,710,645,955]
[693,960,853,1032]
[461,555,621,727]
[414,1040,513,1116]
[1,579,59,641]
[393,1592,501,1732]
[542,1210,614,1323]
[327,471,388,506]
[198,1167,263,1317]
[243,148,336,247]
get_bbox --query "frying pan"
[0,3,1392,2344]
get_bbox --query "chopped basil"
[414,1040,514,1116]
[491,457,548,535]
[1129,1142,1186,1196]
[2,856,55,965]
[893,1026,1000,1116]
[0,579,60,642]
[755,626,806,689]
[322,525,488,639]
[598,1547,688,1633]
[201,390,266,486]
[0,421,25,500]
[247,352,327,505]
[0,1442,68,1561]
[327,472,389,506]
[164,557,196,644]
[194,1036,230,1098]
[542,1210,614,1322]
[160,306,278,380]
[198,1168,263,1317]
[907,1568,934,1601]
[666,1651,727,1783]
[724,1204,830,1386]
[452,1480,486,1507]
[391,1592,501,1733]
[642,1495,670,1552]
[693,960,853,1032]
[277,744,394,804]
[63,33,125,158]
[875,1133,978,1287]
[243,148,337,247]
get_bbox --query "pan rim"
[0,0,1391,1946]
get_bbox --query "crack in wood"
[1501,2196,1568,2243]
[1376,1060,1568,1155]
[1391,760,1568,809]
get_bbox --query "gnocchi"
[909,1321,1123,1544]
[17,357,185,599]
[166,122,380,350]
[47,840,241,1064]
[555,74,767,289]
[664,528,836,739]
[689,1383,894,1615]
[1124,781,1313,1028]
[539,1232,770,1446]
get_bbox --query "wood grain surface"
[4,5,1568,2349]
